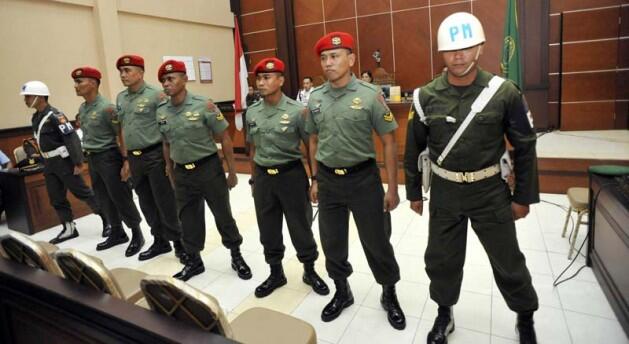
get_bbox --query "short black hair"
[303,76,313,82]
[361,71,372,79]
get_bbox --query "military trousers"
[426,174,539,312]
[317,160,400,285]
[173,154,243,254]
[87,148,142,230]
[43,156,101,223]
[128,144,181,242]
[253,161,318,265]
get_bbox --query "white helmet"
[20,81,50,96]
[437,12,485,51]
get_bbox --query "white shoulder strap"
[412,88,426,123]
[35,111,55,145]
[436,75,505,165]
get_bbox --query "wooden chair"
[0,232,62,276]
[141,275,317,344]
[53,249,146,304]
[561,187,589,259]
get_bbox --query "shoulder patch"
[215,112,225,121]
[310,84,325,95]
[104,106,114,114]
[54,113,68,124]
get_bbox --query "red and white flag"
[234,16,248,116]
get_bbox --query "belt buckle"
[28,158,35,164]
[267,168,279,175]
[334,168,348,176]
[184,163,196,170]
[132,150,142,156]
[455,172,467,183]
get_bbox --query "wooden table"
[0,167,93,234]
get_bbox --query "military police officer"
[156,60,252,281]
[306,32,406,330]
[403,13,539,344]
[115,55,184,261]
[246,57,329,298]
[21,80,106,244]
[72,66,145,256]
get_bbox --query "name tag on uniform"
[310,104,321,115]
[446,116,457,123]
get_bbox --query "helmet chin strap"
[28,96,39,109]
[452,45,482,77]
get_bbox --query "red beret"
[116,54,145,70]
[253,57,285,75]
[71,66,102,80]
[158,60,186,81]
[314,31,355,56]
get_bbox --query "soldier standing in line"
[72,66,144,256]
[305,32,406,330]
[246,57,328,298]
[114,55,184,262]
[156,60,252,281]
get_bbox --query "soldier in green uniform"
[306,32,406,330]
[156,60,252,281]
[115,55,184,262]
[246,57,329,298]
[72,66,144,256]
[403,13,539,344]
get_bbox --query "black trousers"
[253,161,318,265]
[128,145,181,241]
[43,157,100,223]
[426,174,539,312]
[173,154,243,254]
[317,161,400,285]
[87,148,142,229]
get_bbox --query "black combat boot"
[427,306,455,344]
[381,284,406,330]
[321,279,354,322]
[138,238,172,261]
[102,224,112,237]
[49,221,79,244]
[173,252,205,281]
[96,226,129,251]
[230,248,252,280]
[516,311,537,344]
[255,264,287,298]
[302,262,329,295]
[125,226,144,257]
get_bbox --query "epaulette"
[206,99,219,112]
[357,80,380,93]
[310,84,326,95]
[285,98,302,107]
[248,99,262,109]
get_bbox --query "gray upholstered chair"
[53,249,146,304]
[141,275,317,344]
[0,232,62,276]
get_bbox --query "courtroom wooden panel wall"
[548,1,628,131]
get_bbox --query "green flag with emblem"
[500,0,522,88]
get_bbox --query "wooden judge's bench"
[0,167,93,235]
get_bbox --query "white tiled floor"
[1,176,628,344]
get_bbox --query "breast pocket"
[474,112,503,143]
[182,120,208,140]
[272,125,297,148]
[425,115,451,145]
[337,110,371,139]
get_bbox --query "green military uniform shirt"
[78,94,118,152]
[404,68,539,205]
[305,76,397,167]
[246,94,308,166]
[157,92,228,164]
[115,82,164,150]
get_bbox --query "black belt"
[127,142,162,157]
[318,159,375,176]
[175,154,217,171]
[85,147,117,156]
[256,159,302,175]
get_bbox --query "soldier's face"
[119,66,144,87]
[74,78,97,97]
[23,95,39,108]
[161,72,187,96]
[256,73,284,97]
[320,49,355,82]
[442,44,483,78]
